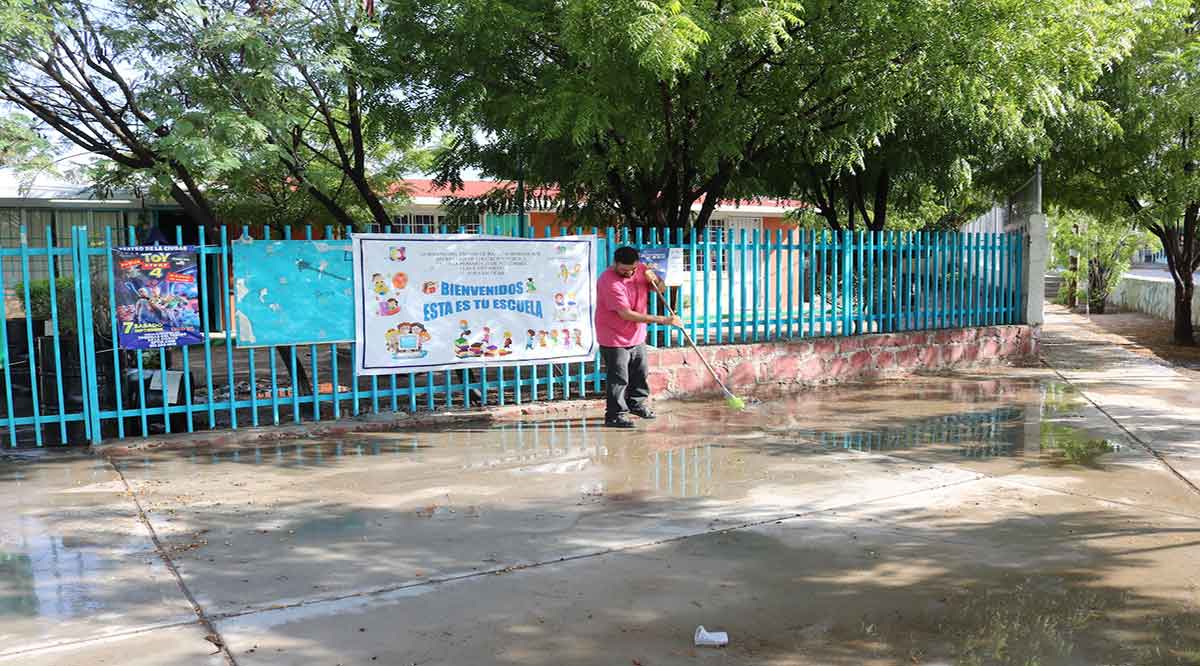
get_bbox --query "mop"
[654,291,746,410]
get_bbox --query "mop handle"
[653,289,736,398]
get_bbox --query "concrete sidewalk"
[2,312,1199,665]
[1040,303,1200,491]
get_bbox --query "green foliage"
[13,278,74,323]
[13,271,111,338]
[1049,208,1152,312]
[758,0,1136,231]
[0,112,58,193]
[1,0,424,229]
[1045,0,1200,339]
[399,0,1133,232]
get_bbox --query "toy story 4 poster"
[352,234,597,375]
[112,246,203,350]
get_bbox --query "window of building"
[393,213,481,235]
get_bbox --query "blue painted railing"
[0,224,1024,446]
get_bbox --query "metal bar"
[808,229,815,337]
[703,223,712,344]
[856,230,865,334]
[125,225,149,437]
[750,227,759,342]
[722,225,731,343]
[165,226,194,432]
[18,225,44,445]
[44,225,67,443]
[841,229,852,336]
[936,231,944,328]
[263,226,281,425]
[739,227,748,342]
[786,227,794,338]
[74,227,101,443]
[220,226,238,429]
[774,229,782,340]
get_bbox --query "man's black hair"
[613,246,639,264]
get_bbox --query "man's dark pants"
[600,344,649,420]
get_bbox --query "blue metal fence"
[0,224,1024,446]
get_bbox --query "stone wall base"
[647,325,1038,399]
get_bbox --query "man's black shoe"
[629,408,657,419]
[604,415,636,428]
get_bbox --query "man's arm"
[643,267,665,294]
[617,308,682,327]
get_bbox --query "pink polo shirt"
[595,263,650,347]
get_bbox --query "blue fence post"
[44,224,67,443]
[17,225,43,445]
[218,226,239,429]
[750,227,759,342]
[786,228,795,338]
[774,228,783,340]
[688,226,698,346]
[75,227,102,444]
[811,230,820,338]
[841,229,851,336]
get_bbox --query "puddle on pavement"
[0,457,176,629]
[0,374,1180,653]
[108,376,1130,491]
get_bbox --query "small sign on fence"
[639,247,686,286]
[112,246,203,350]
[149,369,185,404]
[232,239,355,347]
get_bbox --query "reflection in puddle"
[110,380,1126,497]
[1042,423,1121,466]
[0,515,130,622]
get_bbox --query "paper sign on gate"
[352,234,598,375]
[149,370,185,404]
[639,247,686,286]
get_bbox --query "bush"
[14,270,112,339]
[13,277,74,324]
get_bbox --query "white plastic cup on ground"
[694,625,729,648]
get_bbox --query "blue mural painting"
[232,239,355,347]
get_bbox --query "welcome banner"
[352,234,597,375]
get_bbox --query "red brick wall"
[646,325,1038,398]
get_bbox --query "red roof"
[396,179,805,210]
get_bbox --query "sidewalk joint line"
[108,459,241,666]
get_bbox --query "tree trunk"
[1174,277,1196,345]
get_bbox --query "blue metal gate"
[1,223,1026,447]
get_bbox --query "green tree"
[0,1,239,226]
[129,0,424,228]
[0,0,423,229]
[1047,0,1200,344]
[754,0,1133,232]
[0,112,58,192]
[398,0,1130,233]
[1049,208,1151,313]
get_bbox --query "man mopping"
[595,246,682,428]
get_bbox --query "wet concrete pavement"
[3,333,1200,664]
[1040,303,1200,491]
